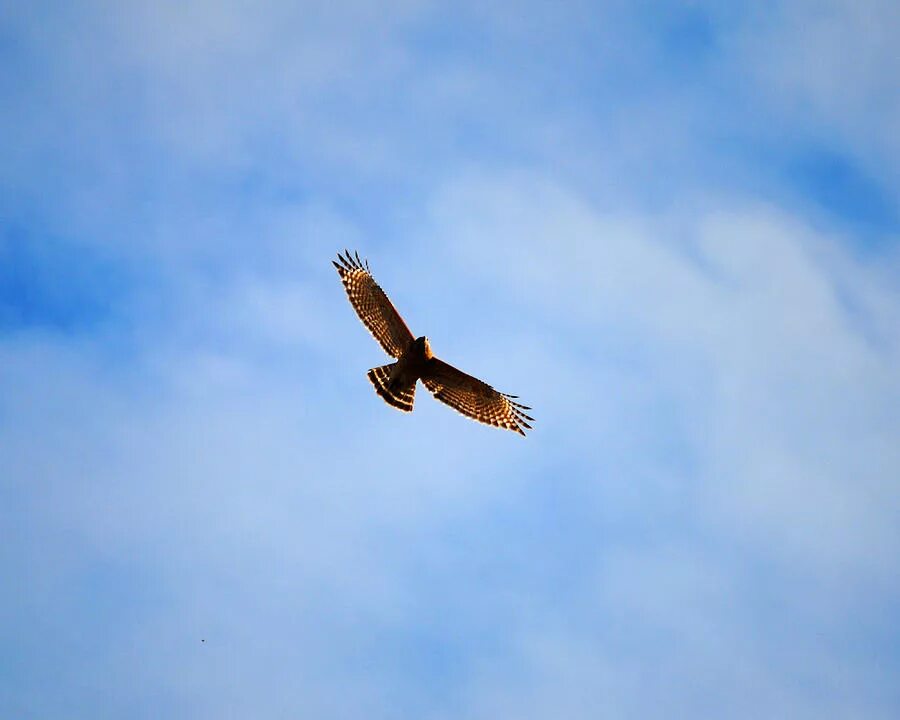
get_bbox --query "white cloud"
[3,2,898,717]
[425,169,900,587]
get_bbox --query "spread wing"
[333,250,415,359]
[422,358,533,436]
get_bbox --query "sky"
[2,1,899,717]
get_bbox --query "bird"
[333,250,533,435]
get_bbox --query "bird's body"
[333,250,533,435]
[368,336,432,412]
[394,336,434,384]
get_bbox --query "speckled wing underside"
[333,250,415,359]
[422,358,533,436]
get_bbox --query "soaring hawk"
[333,250,533,436]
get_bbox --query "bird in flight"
[333,250,533,435]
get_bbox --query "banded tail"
[367,363,416,413]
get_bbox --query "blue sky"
[2,1,899,717]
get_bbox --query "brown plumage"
[333,250,533,435]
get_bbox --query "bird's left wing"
[333,250,415,359]
[422,357,533,436]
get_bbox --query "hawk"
[333,250,533,436]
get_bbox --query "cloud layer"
[2,1,898,718]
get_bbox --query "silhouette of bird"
[333,250,533,435]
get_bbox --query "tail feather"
[367,364,416,413]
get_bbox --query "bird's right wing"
[422,357,533,436]
[333,250,415,359]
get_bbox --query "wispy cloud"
[2,1,898,718]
